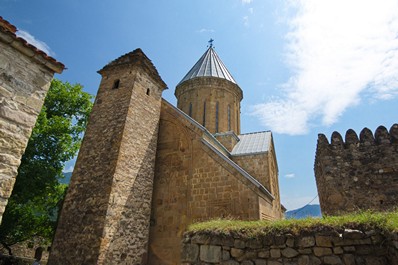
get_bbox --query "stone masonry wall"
[148,101,276,265]
[0,28,62,223]
[48,50,166,265]
[182,227,398,265]
[315,124,398,215]
[175,77,243,135]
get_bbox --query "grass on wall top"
[187,210,398,237]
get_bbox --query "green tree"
[0,79,93,254]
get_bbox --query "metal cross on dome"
[208,38,214,48]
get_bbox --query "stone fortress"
[315,124,398,216]
[2,15,398,265]
[48,44,284,264]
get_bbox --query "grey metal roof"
[178,46,237,85]
[231,131,272,156]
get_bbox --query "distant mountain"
[285,204,322,219]
[60,172,72,184]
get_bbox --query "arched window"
[227,105,231,131]
[112,79,120,89]
[146,88,150,95]
[203,102,206,126]
[189,102,192,117]
[215,102,219,133]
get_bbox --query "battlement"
[317,124,398,148]
[315,124,398,216]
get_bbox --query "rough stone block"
[230,248,244,258]
[258,250,270,258]
[313,247,332,257]
[299,236,315,248]
[342,254,355,265]
[200,245,221,263]
[270,248,281,258]
[234,239,246,249]
[254,259,267,265]
[181,244,199,262]
[315,235,333,247]
[322,255,341,265]
[298,255,310,265]
[281,247,299,258]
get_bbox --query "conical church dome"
[178,46,237,85]
[175,44,243,135]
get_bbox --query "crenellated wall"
[315,124,398,215]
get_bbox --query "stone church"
[49,45,284,265]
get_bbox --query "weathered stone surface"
[281,247,298,258]
[254,259,267,265]
[315,235,333,247]
[181,244,199,262]
[322,255,341,265]
[0,24,61,224]
[258,250,270,258]
[315,125,398,215]
[270,248,281,258]
[299,236,315,248]
[200,245,221,263]
[268,261,282,265]
[222,250,230,260]
[182,229,397,265]
[333,247,343,254]
[230,248,244,258]
[234,239,246,249]
[313,247,332,257]
[298,255,310,265]
[49,49,165,265]
[221,260,239,265]
[342,254,355,265]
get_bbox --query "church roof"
[178,46,237,85]
[231,131,272,156]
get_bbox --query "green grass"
[187,210,398,237]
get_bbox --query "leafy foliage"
[0,79,92,253]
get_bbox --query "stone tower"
[48,49,166,265]
[175,45,243,138]
[315,124,398,215]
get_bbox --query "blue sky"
[3,0,398,210]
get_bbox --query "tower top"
[177,45,237,86]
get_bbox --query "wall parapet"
[315,124,398,215]
[317,124,398,149]
[181,226,398,264]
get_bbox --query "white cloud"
[249,8,254,14]
[253,0,398,135]
[241,0,252,4]
[16,29,54,56]
[285,173,295,178]
[197,28,215,33]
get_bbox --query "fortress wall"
[315,124,398,215]
[0,34,61,223]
